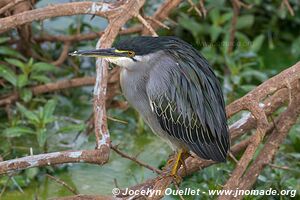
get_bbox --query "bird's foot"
[160,149,189,183]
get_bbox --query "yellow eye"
[128,51,135,57]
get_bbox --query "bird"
[70,36,229,174]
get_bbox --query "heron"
[70,36,229,175]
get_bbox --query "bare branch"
[282,0,295,16]
[0,1,117,34]
[111,146,162,174]
[137,13,158,36]
[142,0,181,35]
[0,0,26,15]
[92,0,145,150]
[51,42,71,66]
[46,174,79,195]
[187,0,203,17]
[0,149,109,175]
[228,0,240,53]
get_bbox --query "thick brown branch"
[0,0,25,15]
[0,1,117,34]
[0,149,109,175]
[92,0,145,150]
[232,84,300,199]
[226,61,300,118]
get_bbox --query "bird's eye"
[127,51,135,57]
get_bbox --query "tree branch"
[0,149,109,175]
[228,83,300,200]
[9,26,143,44]
[142,0,181,35]
[0,1,120,34]
[92,0,145,150]
[0,0,26,15]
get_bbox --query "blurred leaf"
[210,9,220,25]
[37,128,47,148]
[0,46,24,59]
[0,64,17,86]
[219,13,233,24]
[31,75,52,83]
[251,34,265,53]
[43,99,57,124]
[2,127,35,138]
[235,32,251,51]
[236,15,254,29]
[20,88,33,103]
[5,58,25,72]
[291,36,300,57]
[178,13,201,39]
[210,25,222,42]
[59,123,86,133]
[25,168,39,180]
[289,153,300,159]
[240,69,268,82]
[17,103,39,123]
[27,58,34,67]
[17,74,28,88]
[32,62,57,73]
[0,37,10,44]
[240,84,256,92]
[224,55,237,71]
[258,175,267,182]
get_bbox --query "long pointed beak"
[69,48,126,58]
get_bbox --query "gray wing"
[146,52,229,162]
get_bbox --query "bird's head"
[69,36,190,69]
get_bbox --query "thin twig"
[51,42,71,66]
[199,0,207,17]
[0,177,11,198]
[268,163,293,171]
[145,16,170,29]
[111,145,162,174]
[137,13,158,36]
[107,116,128,124]
[11,177,24,193]
[173,180,186,200]
[187,0,203,17]
[46,174,79,195]
[228,0,240,53]
[229,152,238,163]
[282,0,294,16]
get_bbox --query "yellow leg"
[171,149,183,176]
